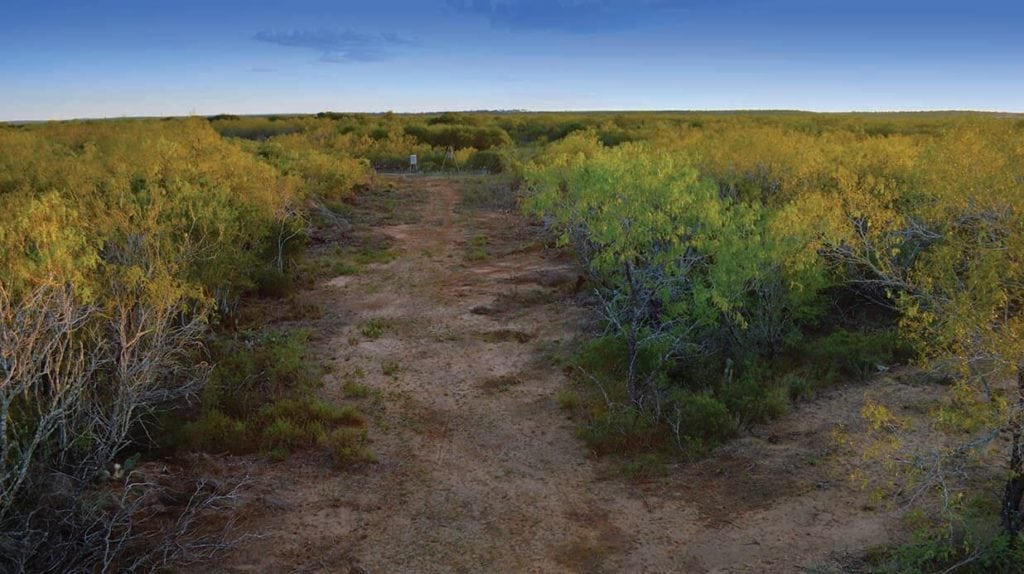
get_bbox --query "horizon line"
[4,107,1023,125]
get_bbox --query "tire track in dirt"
[206,176,904,574]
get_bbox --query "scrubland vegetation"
[2,109,1023,571]
[520,113,1024,572]
[0,117,372,571]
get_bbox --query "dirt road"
[211,176,901,573]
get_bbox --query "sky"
[1,0,1022,120]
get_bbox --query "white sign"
[409,154,418,166]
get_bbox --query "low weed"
[327,427,378,467]
[353,245,395,266]
[342,367,372,398]
[466,234,490,261]
[618,453,669,479]
[381,360,401,377]
[293,246,360,281]
[360,318,392,339]
[555,387,582,410]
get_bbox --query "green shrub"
[353,246,395,265]
[783,373,816,401]
[259,397,361,427]
[719,369,789,425]
[254,267,294,298]
[665,391,737,454]
[578,405,665,455]
[179,409,249,453]
[572,335,629,384]
[403,124,511,150]
[465,149,507,173]
[467,234,489,261]
[360,318,391,339]
[805,329,910,381]
[872,530,1024,574]
[176,329,370,459]
[294,247,360,281]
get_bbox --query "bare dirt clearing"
[204,176,910,573]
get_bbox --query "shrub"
[467,234,489,261]
[465,149,507,173]
[718,368,790,426]
[254,267,294,298]
[805,329,910,381]
[578,404,665,455]
[871,517,1024,574]
[179,409,250,453]
[783,373,816,401]
[571,335,629,385]
[403,124,512,150]
[665,391,737,455]
[618,453,668,478]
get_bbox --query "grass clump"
[360,318,391,339]
[466,234,490,261]
[293,246,360,282]
[175,328,371,460]
[783,373,816,401]
[343,381,372,399]
[353,245,396,266]
[555,387,581,411]
[618,453,669,479]
[342,367,372,398]
[293,242,395,283]
[381,360,401,377]
[327,427,378,467]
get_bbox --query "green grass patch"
[466,234,490,261]
[381,360,401,377]
[341,367,371,398]
[353,245,396,266]
[326,427,378,467]
[359,318,392,339]
[293,246,360,281]
[173,328,372,461]
[555,387,582,411]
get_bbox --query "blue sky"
[1,0,1022,120]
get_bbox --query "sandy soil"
[200,176,913,574]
